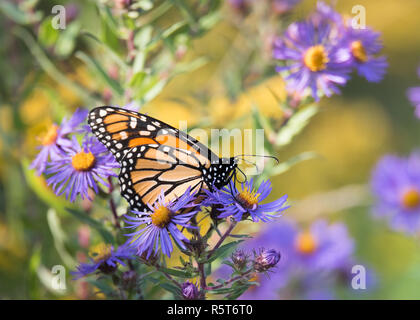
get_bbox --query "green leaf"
[225,284,250,300]
[160,282,182,297]
[161,21,188,39]
[208,286,237,294]
[38,17,59,47]
[100,11,121,54]
[205,262,212,276]
[55,21,81,57]
[171,57,209,77]
[275,105,319,148]
[199,11,221,30]
[76,51,124,97]
[158,266,195,278]
[132,75,166,103]
[36,264,67,295]
[228,233,253,239]
[0,1,42,24]
[81,31,128,71]
[134,26,153,49]
[221,260,236,269]
[129,71,147,87]
[47,209,77,267]
[88,279,116,297]
[66,208,115,245]
[207,240,243,263]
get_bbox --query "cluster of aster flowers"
[69,177,288,296]
[215,218,360,300]
[124,179,289,259]
[30,105,290,299]
[273,1,387,101]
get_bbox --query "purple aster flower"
[253,248,281,272]
[30,108,88,175]
[204,179,289,222]
[293,220,354,271]
[181,281,200,300]
[339,23,387,82]
[371,152,420,233]
[311,1,343,27]
[407,67,420,118]
[124,189,198,258]
[71,244,136,279]
[45,135,119,202]
[273,19,351,101]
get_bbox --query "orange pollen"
[303,45,329,72]
[401,188,420,210]
[237,187,260,209]
[351,40,367,62]
[151,206,172,228]
[295,231,317,255]
[41,124,59,146]
[90,243,112,263]
[71,151,96,171]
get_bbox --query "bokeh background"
[2,0,420,299]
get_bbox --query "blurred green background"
[1,0,420,299]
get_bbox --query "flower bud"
[115,0,132,9]
[181,281,199,300]
[65,4,79,24]
[231,249,248,269]
[253,248,281,272]
[122,270,137,290]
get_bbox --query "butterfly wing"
[88,106,217,211]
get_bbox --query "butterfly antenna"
[235,154,279,164]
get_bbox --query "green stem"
[207,219,237,260]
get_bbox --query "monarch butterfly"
[88,106,238,212]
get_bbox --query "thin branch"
[154,264,182,289]
[207,219,237,259]
[206,269,253,291]
[108,177,120,229]
[198,262,207,291]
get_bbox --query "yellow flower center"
[89,243,112,263]
[237,187,260,209]
[151,205,172,228]
[42,124,59,146]
[401,188,420,210]
[303,45,329,72]
[71,150,95,171]
[351,40,367,62]
[295,231,317,255]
